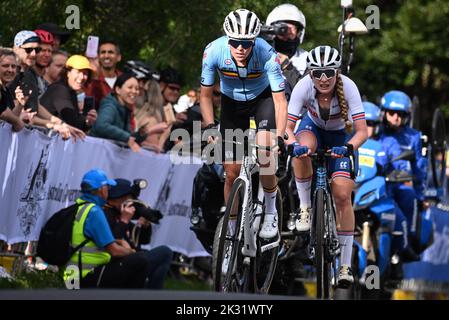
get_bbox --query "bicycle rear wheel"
[253,189,283,294]
[315,188,332,299]
[212,179,250,292]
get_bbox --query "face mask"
[274,37,300,58]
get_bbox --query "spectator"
[43,51,68,85]
[0,48,33,127]
[8,30,83,140]
[159,67,187,121]
[85,41,122,110]
[35,22,71,51]
[90,73,143,152]
[0,48,20,114]
[34,29,55,97]
[39,55,97,131]
[104,178,173,289]
[134,78,171,152]
[10,30,41,113]
[62,169,151,288]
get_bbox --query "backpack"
[191,163,225,253]
[37,202,90,266]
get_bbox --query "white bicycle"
[212,136,283,294]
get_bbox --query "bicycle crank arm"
[260,238,280,253]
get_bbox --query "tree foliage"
[0,0,448,132]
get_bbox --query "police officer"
[378,91,428,253]
[266,3,308,100]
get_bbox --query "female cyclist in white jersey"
[286,46,368,287]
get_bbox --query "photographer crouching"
[104,178,173,289]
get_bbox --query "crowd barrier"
[0,122,208,257]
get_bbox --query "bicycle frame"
[237,153,263,258]
[310,153,340,259]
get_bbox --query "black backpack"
[37,202,90,266]
[191,163,225,253]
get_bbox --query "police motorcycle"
[351,139,417,298]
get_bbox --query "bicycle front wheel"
[253,189,283,294]
[315,188,332,299]
[212,179,250,292]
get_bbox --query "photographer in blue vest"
[63,169,151,288]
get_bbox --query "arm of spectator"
[128,136,141,152]
[0,108,25,132]
[19,108,37,124]
[146,122,169,136]
[31,104,57,127]
[105,241,135,257]
[12,87,27,116]
[157,123,173,152]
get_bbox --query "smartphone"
[163,104,176,124]
[83,96,95,115]
[19,80,31,97]
[86,35,99,58]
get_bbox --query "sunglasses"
[21,47,42,54]
[387,110,407,117]
[311,68,337,80]
[228,39,254,49]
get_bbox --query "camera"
[260,22,289,41]
[131,199,163,224]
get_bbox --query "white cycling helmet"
[307,46,342,69]
[266,4,306,44]
[223,9,261,40]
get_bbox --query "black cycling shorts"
[219,86,277,162]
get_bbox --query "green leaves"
[0,0,447,132]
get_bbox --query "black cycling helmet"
[159,67,182,85]
[124,60,160,81]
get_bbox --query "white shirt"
[105,76,117,89]
[288,74,365,131]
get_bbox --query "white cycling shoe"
[295,207,312,232]
[259,213,278,239]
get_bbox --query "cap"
[159,67,182,85]
[34,29,55,45]
[35,22,71,44]
[81,169,117,191]
[14,30,40,47]
[108,179,133,199]
[66,54,93,71]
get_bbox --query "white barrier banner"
[0,123,207,257]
